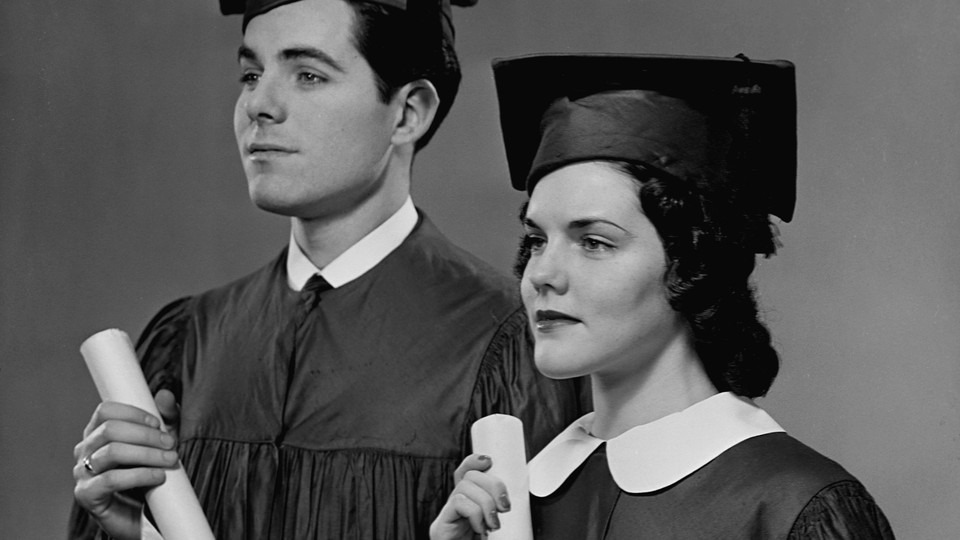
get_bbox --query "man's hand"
[72,390,180,540]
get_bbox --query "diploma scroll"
[80,329,215,540]
[471,414,533,540]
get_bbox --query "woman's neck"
[588,334,718,440]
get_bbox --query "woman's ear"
[390,79,440,147]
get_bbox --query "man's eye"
[239,72,260,85]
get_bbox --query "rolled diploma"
[471,414,533,540]
[80,329,215,540]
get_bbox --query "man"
[69,1,586,538]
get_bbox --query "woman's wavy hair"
[515,161,781,398]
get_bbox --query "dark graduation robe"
[529,394,894,540]
[69,213,587,540]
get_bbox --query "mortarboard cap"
[493,53,797,222]
[220,0,477,38]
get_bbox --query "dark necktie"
[275,273,334,447]
[298,273,333,314]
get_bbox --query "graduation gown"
[529,393,894,539]
[69,213,587,540]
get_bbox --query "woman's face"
[520,161,686,380]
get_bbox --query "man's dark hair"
[514,161,781,398]
[345,1,462,151]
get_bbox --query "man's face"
[234,0,399,219]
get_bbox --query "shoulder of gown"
[136,250,287,400]
[787,479,896,539]
[587,432,894,540]
[136,295,193,400]
[714,432,895,539]
[714,432,895,540]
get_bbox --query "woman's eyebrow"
[570,217,629,233]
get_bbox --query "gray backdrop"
[2,0,958,538]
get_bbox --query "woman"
[430,53,894,539]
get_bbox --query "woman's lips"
[535,309,581,330]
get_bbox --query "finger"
[456,477,502,531]
[76,442,179,480]
[462,469,511,513]
[453,454,493,484]
[82,402,161,441]
[75,418,175,463]
[446,491,490,535]
[154,389,180,426]
[74,467,167,512]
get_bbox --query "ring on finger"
[83,455,96,475]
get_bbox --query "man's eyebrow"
[236,45,346,74]
[280,46,346,73]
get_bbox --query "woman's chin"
[534,355,590,380]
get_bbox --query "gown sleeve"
[134,297,192,401]
[787,480,896,540]
[66,298,193,540]
[464,308,591,459]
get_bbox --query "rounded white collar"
[286,197,418,290]
[528,392,784,496]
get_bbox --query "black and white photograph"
[1,1,957,538]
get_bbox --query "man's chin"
[248,192,304,218]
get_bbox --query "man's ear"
[391,79,440,147]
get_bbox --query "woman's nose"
[524,245,568,295]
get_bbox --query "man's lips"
[246,143,297,157]
[534,309,581,330]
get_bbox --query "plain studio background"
[1,0,958,538]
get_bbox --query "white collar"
[285,197,418,290]
[527,392,784,496]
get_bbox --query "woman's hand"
[72,389,180,540]
[430,454,512,539]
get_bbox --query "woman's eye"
[581,237,613,252]
[298,72,327,84]
[522,234,546,253]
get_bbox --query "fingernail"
[499,493,511,511]
[163,450,178,463]
[160,433,174,448]
[477,454,491,462]
[145,415,160,428]
[489,510,500,530]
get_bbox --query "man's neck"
[291,162,412,270]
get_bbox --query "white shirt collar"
[285,197,418,290]
[527,392,784,496]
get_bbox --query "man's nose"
[244,76,286,124]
